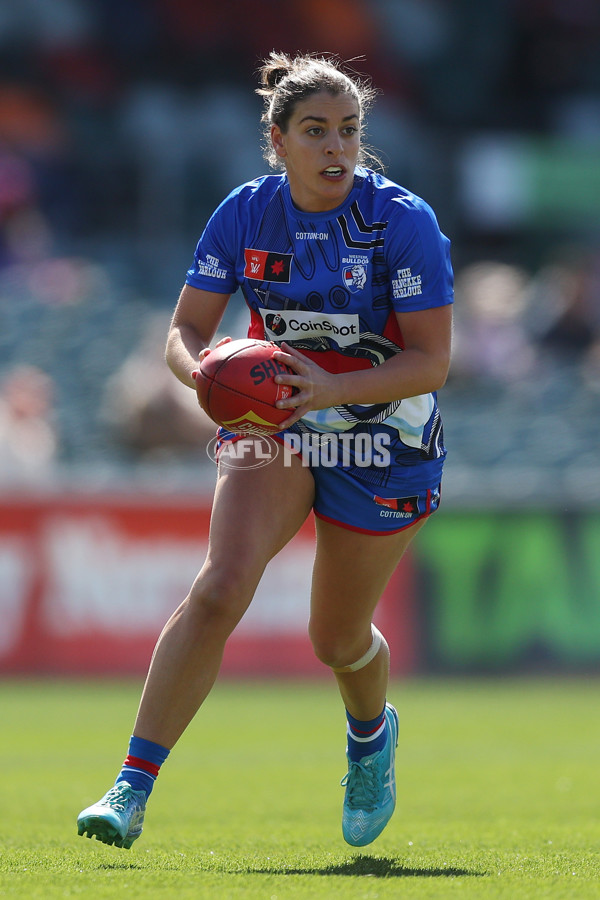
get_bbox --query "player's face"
[271,91,361,213]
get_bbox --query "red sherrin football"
[195,339,297,435]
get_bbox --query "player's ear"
[271,124,287,159]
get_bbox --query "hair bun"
[267,65,290,89]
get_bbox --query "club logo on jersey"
[244,248,292,283]
[343,264,367,293]
[259,309,360,347]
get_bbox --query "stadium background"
[0,0,599,678]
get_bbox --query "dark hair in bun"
[257,51,379,170]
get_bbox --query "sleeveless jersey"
[185,167,454,471]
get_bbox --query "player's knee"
[307,620,343,666]
[186,569,253,636]
[309,621,382,670]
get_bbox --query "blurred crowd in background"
[0,0,599,504]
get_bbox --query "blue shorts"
[215,426,444,536]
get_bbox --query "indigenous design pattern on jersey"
[186,168,454,476]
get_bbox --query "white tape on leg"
[330,624,383,674]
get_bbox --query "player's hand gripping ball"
[194,339,298,435]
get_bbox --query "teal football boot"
[77,782,146,849]
[341,703,399,846]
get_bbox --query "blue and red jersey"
[185,167,453,472]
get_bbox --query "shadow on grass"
[253,855,483,879]
[93,854,483,880]
[96,862,144,870]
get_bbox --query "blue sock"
[115,735,170,798]
[346,706,387,762]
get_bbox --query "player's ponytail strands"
[330,624,384,674]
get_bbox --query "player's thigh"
[205,439,315,583]
[310,516,427,633]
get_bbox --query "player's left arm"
[273,303,452,423]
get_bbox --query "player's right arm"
[166,285,231,389]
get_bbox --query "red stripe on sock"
[349,715,385,736]
[123,755,160,777]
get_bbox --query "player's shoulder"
[357,167,439,223]
[205,174,287,239]
[219,174,286,210]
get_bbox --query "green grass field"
[1,677,599,899]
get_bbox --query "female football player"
[78,50,453,849]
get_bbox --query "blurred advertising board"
[3,498,599,676]
[415,511,600,671]
[460,134,600,230]
[0,495,417,677]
